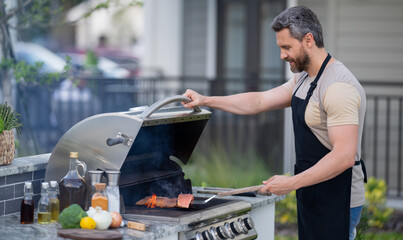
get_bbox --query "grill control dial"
[201,229,214,240]
[189,216,256,240]
[195,231,203,240]
[224,217,255,238]
[223,222,236,239]
[214,226,228,239]
[239,217,254,233]
[209,227,220,240]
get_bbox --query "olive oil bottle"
[59,152,88,211]
[49,181,60,222]
[38,182,51,224]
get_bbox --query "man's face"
[276,29,310,73]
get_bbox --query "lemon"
[80,216,96,229]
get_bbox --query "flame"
[146,193,157,208]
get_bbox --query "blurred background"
[1,0,403,236]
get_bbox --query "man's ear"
[304,33,315,48]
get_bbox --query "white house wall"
[143,0,183,77]
[67,0,143,50]
[182,0,208,77]
[299,0,403,83]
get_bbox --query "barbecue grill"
[45,95,258,240]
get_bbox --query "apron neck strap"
[305,53,332,101]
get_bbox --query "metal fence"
[14,77,403,198]
[361,82,403,198]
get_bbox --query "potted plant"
[0,102,22,166]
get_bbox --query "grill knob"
[223,222,236,239]
[236,218,249,234]
[195,231,203,240]
[242,217,254,230]
[202,229,214,240]
[209,227,221,240]
[216,225,229,239]
[229,221,242,235]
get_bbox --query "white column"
[326,0,337,54]
[283,0,298,174]
[143,0,183,77]
[206,0,217,80]
[250,203,276,240]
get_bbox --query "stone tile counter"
[0,212,184,240]
[0,192,283,240]
[0,154,49,216]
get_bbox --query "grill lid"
[45,95,211,182]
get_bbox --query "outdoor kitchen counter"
[0,154,284,239]
[0,192,283,240]
[0,211,187,240]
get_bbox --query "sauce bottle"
[49,181,60,222]
[88,170,103,209]
[20,181,34,224]
[59,152,88,211]
[91,183,108,210]
[38,182,51,224]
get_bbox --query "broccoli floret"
[58,204,88,229]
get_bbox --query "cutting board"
[57,229,123,240]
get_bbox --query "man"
[183,6,367,240]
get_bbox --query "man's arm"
[183,85,292,115]
[262,124,358,195]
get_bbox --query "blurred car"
[15,42,133,79]
[95,48,140,77]
[14,42,67,74]
[57,51,131,78]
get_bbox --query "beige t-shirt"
[282,61,366,208]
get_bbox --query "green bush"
[364,177,394,228]
[182,143,271,188]
[356,177,394,239]
[0,102,22,135]
[275,190,297,225]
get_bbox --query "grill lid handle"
[139,95,201,119]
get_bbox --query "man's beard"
[288,49,310,73]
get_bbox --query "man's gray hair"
[271,6,324,48]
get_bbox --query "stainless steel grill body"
[44,95,258,239]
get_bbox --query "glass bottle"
[59,152,88,211]
[106,170,121,213]
[38,182,51,224]
[20,181,34,224]
[88,170,103,209]
[49,181,60,222]
[91,183,108,211]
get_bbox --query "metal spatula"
[193,185,267,205]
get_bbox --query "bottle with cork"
[20,181,34,224]
[38,182,51,224]
[49,181,60,222]
[59,152,88,211]
[91,183,108,210]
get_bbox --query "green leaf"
[0,102,22,135]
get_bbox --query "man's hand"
[182,89,205,109]
[261,175,294,196]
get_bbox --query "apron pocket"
[296,186,316,207]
